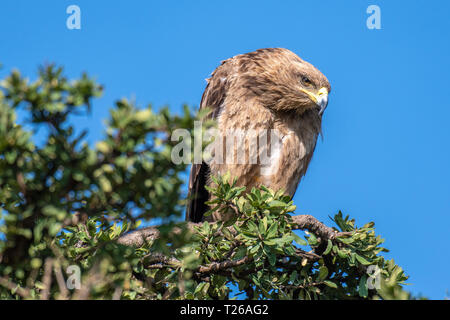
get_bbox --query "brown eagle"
[186,48,330,222]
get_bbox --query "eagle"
[186,48,331,222]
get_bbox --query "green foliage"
[0,65,411,300]
[160,176,409,300]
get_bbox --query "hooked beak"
[316,87,328,116]
[300,87,329,116]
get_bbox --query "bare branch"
[117,226,160,247]
[0,276,31,299]
[117,214,347,248]
[197,256,252,274]
[53,262,69,300]
[40,258,54,300]
[290,214,352,240]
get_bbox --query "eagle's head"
[238,48,331,116]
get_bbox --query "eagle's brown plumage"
[186,48,331,222]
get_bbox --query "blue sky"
[1,0,449,299]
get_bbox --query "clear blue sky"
[1,0,449,299]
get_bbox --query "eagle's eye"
[301,76,313,87]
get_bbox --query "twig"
[0,276,31,299]
[281,281,325,290]
[53,262,69,300]
[40,258,54,300]
[290,215,352,240]
[112,286,123,300]
[116,226,160,247]
[197,256,252,274]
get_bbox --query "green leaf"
[307,233,318,246]
[355,254,371,265]
[317,266,328,282]
[358,275,369,297]
[267,252,276,266]
[259,217,268,234]
[323,280,338,289]
[292,233,307,246]
[263,239,277,246]
[96,141,111,153]
[266,223,278,239]
[323,239,333,255]
[268,200,287,208]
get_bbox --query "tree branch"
[121,215,336,279]
[0,277,31,299]
[197,256,252,274]
[117,214,347,247]
[290,214,351,240]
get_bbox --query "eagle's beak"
[316,87,328,116]
[300,87,329,116]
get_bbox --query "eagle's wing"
[185,61,232,222]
